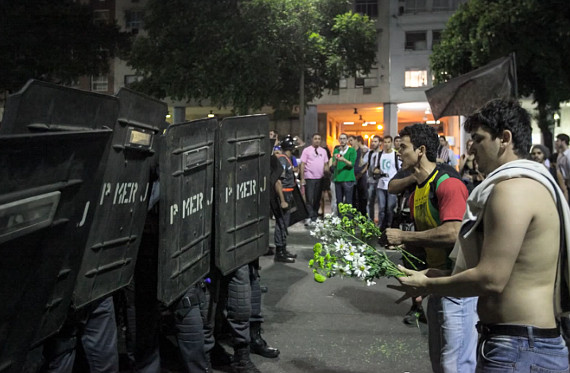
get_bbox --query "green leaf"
[314,273,327,283]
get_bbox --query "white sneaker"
[304,218,311,226]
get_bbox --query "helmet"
[280,135,295,151]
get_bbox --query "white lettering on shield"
[236,179,256,200]
[182,193,204,218]
[112,182,139,205]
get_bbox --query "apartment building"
[315,0,467,151]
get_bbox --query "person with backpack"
[375,136,401,231]
[384,123,477,373]
[365,135,383,223]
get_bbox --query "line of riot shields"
[0,80,270,373]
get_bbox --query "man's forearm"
[299,163,305,181]
[424,267,491,298]
[401,222,460,247]
[388,175,415,194]
[275,180,285,202]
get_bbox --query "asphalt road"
[232,222,432,373]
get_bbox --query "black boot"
[250,322,280,358]
[283,247,297,259]
[209,343,233,368]
[231,347,261,373]
[274,246,295,263]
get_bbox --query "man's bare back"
[478,177,560,328]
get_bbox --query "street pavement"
[139,215,434,373]
[234,221,432,373]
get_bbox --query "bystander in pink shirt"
[300,146,329,179]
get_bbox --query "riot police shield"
[157,118,216,306]
[215,115,270,275]
[0,130,112,373]
[0,79,118,134]
[72,88,168,309]
[0,80,121,347]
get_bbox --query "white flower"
[331,216,341,225]
[354,263,370,278]
[353,254,366,268]
[334,239,347,252]
[309,230,317,237]
[366,280,377,286]
[325,213,333,219]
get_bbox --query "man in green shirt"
[330,133,357,213]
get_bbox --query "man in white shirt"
[376,136,401,230]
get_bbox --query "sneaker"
[403,305,423,326]
[304,218,311,226]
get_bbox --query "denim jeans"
[334,181,355,213]
[377,189,397,229]
[477,333,569,373]
[367,183,378,221]
[427,296,479,373]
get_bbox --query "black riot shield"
[215,115,270,275]
[0,79,118,134]
[157,119,216,306]
[72,88,168,309]
[0,130,112,373]
[0,80,121,347]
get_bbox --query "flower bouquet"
[308,203,422,286]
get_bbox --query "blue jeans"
[477,333,568,372]
[334,181,355,213]
[377,189,397,229]
[428,296,479,373]
[367,183,378,221]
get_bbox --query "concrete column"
[304,105,318,144]
[173,106,186,124]
[383,103,398,138]
[460,115,468,156]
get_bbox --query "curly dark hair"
[464,99,531,158]
[399,123,439,162]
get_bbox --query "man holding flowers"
[390,100,570,372]
[384,123,477,373]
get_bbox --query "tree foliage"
[430,0,570,148]
[128,0,377,114]
[0,0,130,94]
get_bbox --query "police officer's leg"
[226,265,260,372]
[174,283,209,373]
[80,296,119,373]
[248,263,279,358]
[42,320,79,373]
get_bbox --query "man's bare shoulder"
[489,177,555,214]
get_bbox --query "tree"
[127,0,377,115]
[430,0,570,150]
[0,0,130,94]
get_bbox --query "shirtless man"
[390,99,569,372]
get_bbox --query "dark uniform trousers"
[42,296,119,373]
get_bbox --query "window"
[405,31,427,50]
[93,10,110,25]
[355,69,378,88]
[404,0,427,13]
[91,75,108,92]
[432,30,442,48]
[355,0,378,18]
[125,10,144,31]
[433,0,452,11]
[404,69,428,88]
[124,75,143,86]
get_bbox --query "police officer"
[273,136,298,263]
